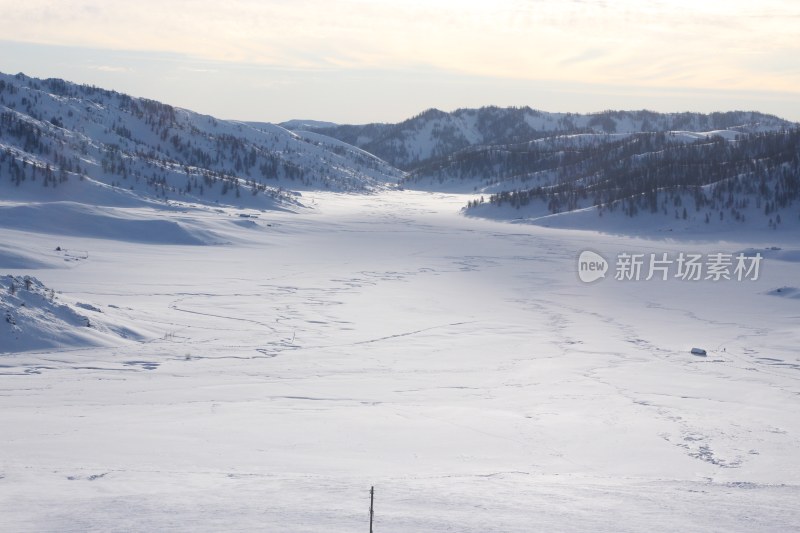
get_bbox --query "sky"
[1,0,799,124]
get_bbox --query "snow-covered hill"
[287,107,796,171]
[275,119,339,130]
[0,72,403,210]
[1,274,146,353]
[462,129,800,234]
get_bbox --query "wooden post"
[369,486,374,533]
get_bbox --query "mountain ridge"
[0,71,403,211]
[2,71,797,237]
[283,106,796,171]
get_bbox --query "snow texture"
[1,190,798,532]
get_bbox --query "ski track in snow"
[1,190,799,532]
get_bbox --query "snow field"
[1,191,798,532]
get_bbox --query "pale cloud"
[87,64,130,73]
[179,67,218,73]
[0,0,798,96]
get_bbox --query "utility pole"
[369,486,374,533]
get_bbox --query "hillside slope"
[464,129,800,235]
[1,274,148,353]
[0,72,403,210]
[285,107,795,172]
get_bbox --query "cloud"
[179,67,218,74]
[0,0,798,95]
[87,65,130,73]
[559,48,608,67]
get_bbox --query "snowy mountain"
[275,119,339,130]
[286,106,795,172]
[281,104,798,233]
[462,129,800,233]
[0,72,403,210]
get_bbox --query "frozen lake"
[1,191,799,532]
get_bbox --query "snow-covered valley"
[1,190,798,532]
